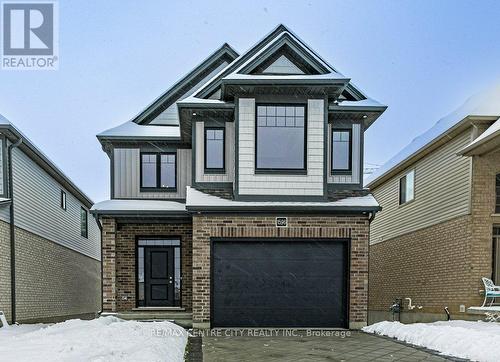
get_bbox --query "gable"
[262,55,304,74]
[133,44,238,125]
[150,60,229,125]
[194,24,367,101]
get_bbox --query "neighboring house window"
[495,174,500,213]
[80,207,88,238]
[399,170,415,205]
[140,153,177,190]
[331,129,352,173]
[60,190,66,210]
[204,128,225,172]
[256,104,306,171]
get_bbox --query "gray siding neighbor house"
[366,85,500,323]
[92,25,387,329]
[0,115,101,324]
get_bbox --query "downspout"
[93,213,103,315]
[8,137,22,324]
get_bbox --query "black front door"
[144,247,174,306]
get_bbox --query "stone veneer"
[101,218,193,312]
[192,214,370,329]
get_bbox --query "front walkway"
[198,330,457,361]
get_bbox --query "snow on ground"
[0,316,188,362]
[363,320,500,362]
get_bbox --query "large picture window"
[331,129,352,173]
[204,128,225,172]
[141,152,176,190]
[256,104,306,171]
[399,170,415,205]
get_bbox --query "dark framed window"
[60,190,66,210]
[140,152,177,191]
[495,174,500,213]
[80,207,88,238]
[255,104,306,172]
[331,129,352,173]
[204,127,225,173]
[399,170,415,205]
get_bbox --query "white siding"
[370,130,473,245]
[327,123,361,184]
[151,61,229,125]
[195,121,235,183]
[0,147,100,260]
[262,55,304,74]
[237,98,324,196]
[113,148,191,199]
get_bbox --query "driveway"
[195,330,457,362]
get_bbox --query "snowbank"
[0,316,188,362]
[363,320,500,362]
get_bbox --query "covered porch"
[91,200,193,327]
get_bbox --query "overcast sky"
[0,0,499,202]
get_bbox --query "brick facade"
[0,220,101,324]
[101,218,193,312]
[192,214,370,329]
[369,149,500,322]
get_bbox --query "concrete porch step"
[101,311,193,328]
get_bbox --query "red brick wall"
[101,219,192,312]
[192,214,370,329]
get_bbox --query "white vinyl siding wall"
[195,121,235,183]
[0,147,100,260]
[327,123,361,184]
[370,130,473,245]
[113,148,191,199]
[237,98,324,196]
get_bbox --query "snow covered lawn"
[363,320,500,362]
[0,316,188,362]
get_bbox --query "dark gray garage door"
[212,239,348,327]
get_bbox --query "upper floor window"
[80,207,88,238]
[140,153,176,191]
[205,128,225,173]
[256,104,306,172]
[60,190,67,210]
[331,129,352,173]
[399,170,415,205]
[495,174,500,213]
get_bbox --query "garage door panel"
[212,239,348,327]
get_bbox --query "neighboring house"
[92,25,387,329]
[0,115,101,324]
[366,84,500,323]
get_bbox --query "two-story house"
[366,84,500,323]
[92,25,387,329]
[0,115,101,324]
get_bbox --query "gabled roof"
[459,116,500,156]
[0,114,94,207]
[366,83,500,189]
[194,24,363,100]
[97,43,239,141]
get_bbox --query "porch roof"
[90,199,187,216]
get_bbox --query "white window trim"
[399,169,415,205]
